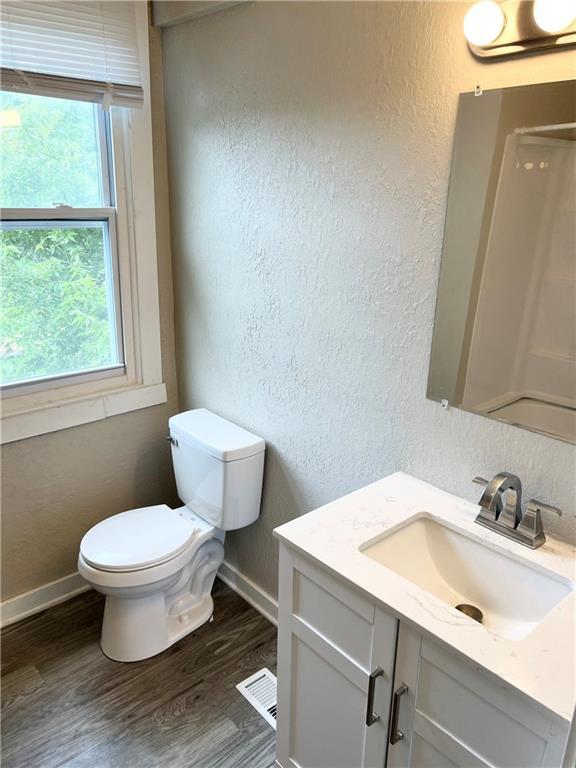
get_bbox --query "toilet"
[78,409,265,662]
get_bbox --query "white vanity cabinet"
[276,545,398,768]
[275,543,569,768]
[388,624,568,768]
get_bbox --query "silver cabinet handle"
[365,667,384,726]
[389,683,408,744]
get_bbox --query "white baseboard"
[1,561,277,630]
[1,572,90,628]
[218,560,278,626]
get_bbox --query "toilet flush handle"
[166,435,178,447]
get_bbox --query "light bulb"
[533,0,576,33]
[463,1,506,47]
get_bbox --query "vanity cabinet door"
[276,544,398,768]
[387,624,569,768]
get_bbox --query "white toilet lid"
[80,505,198,572]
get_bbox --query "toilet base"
[99,539,224,662]
[101,593,215,662]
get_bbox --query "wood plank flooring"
[1,579,277,768]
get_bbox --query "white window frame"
[1,4,166,444]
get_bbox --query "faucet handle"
[472,476,490,487]
[516,498,562,548]
[527,499,562,518]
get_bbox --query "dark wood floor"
[1,579,277,768]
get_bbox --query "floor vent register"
[236,668,278,729]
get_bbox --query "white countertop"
[274,472,576,723]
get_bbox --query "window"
[1,91,123,388]
[0,3,166,443]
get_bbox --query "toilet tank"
[168,409,265,531]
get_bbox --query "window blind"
[0,1,144,107]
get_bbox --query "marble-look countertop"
[273,472,576,723]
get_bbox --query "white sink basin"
[360,514,573,640]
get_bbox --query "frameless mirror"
[428,80,576,444]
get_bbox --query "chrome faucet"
[473,472,561,549]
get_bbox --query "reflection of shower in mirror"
[462,127,575,441]
[427,81,576,444]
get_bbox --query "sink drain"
[455,603,483,623]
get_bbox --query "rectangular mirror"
[428,80,576,444]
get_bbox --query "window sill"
[1,381,167,444]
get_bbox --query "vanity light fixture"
[464,0,576,58]
[533,0,576,33]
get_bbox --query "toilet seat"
[80,505,199,572]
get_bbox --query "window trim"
[1,364,126,397]
[1,4,166,444]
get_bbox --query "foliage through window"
[0,91,123,387]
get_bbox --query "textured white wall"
[162,1,576,598]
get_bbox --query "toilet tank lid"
[169,409,265,462]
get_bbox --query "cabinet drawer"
[293,554,374,667]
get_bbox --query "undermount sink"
[360,514,573,641]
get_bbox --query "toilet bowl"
[78,409,265,662]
